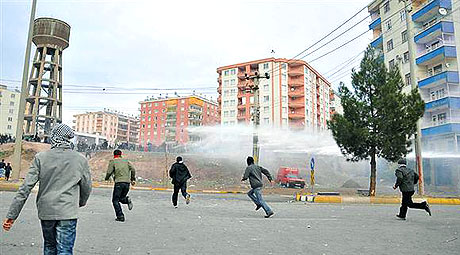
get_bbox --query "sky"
[0,0,372,125]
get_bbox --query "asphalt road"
[0,188,459,255]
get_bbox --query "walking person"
[394,158,431,220]
[0,159,5,178]
[241,156,274,218]
[105,149,135,222]
[169,156,191,208]
[5,162,12,181]
[2,124,92,254]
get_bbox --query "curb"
[295,194,460,205]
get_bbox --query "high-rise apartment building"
[73,110,139,145]
[369,0,460,153]
[0,85,20,136]
[217,58,331,130]
[139,95,218,147]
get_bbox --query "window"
[405,73,411,85]
[263,63,269,69]
[250,96,254,104]
[224,70,229,76]
[264,118,269,124]
[224,80,229,86]
[282,107,287,113]
[282,74,287,81]
[224,100,229,106]
[389,59,395,69]
[387,39,393,51]
[385,19,392,31]
[264,84,269,91]
[7,125,12,130]
[7,117,13,122]
[282,64,287,70]
[263,96,269,102]
[9,101,14,106]
[383,1,390,13]
[230,110,235,117]
[282,96,287,103]
[8,109,14,114]
[401,30,408,43]
[264,106,269,114]
[242,97,246,105]
[10,94,15,98]
[433,64,443,75]
[230,79,235,85]
[224,111,229,117]
[230,69,236,75]
[230,100,236,106]
[400,10,406,22]
[181,107,185,111]
[403,51,409,63]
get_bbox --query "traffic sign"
[310,157,315,170]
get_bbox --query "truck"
[276,167,306,188]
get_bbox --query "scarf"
[50,123,74,149]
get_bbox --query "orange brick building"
[139,95,218,147]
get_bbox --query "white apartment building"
[0,85,20,136]
[217,58,331,131]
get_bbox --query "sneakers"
[424,202,432,216]
[264,212,274,218]
[186,194,191,205]
[127,196,133,210]
[255,205,262,211]
[396,215,406,220]
[115,216,125,222]
[174,205,178,209]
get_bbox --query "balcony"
[238,104,246,110]
[415,45,457,66]
[288,102,304,109]
[289,83,304,88]
[422,123,460,136]
[369,17,381,30]
[288,70,304,77]
[237,114,246,120]
[166,111,177,116]
[288,112,304,119]
[370,34,383,48]
[418,71,459,89]
[424,97,460,112]
[288,90,305,98]
[412,0,452,23]
[414,21,454,44]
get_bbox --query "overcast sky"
[1,0,372,125]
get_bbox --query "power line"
[323,50,364,76]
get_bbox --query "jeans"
[112,182,130,218]
[41,219,77,255]
[399,191,426,218]
[172,181,188,206]
[248,187,273,215]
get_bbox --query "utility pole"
[245,72,270,164]
[404,0,424,195]
[12,0,37,180]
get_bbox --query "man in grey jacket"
[394,158,431,220]
[241,156,274,218]
[2,124,92,254]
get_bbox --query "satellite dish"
[439,8,447,16]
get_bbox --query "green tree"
[327,47,424,196]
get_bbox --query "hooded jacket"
[395,165,419,192]
[169,162,191,185]
[242,164,273,189]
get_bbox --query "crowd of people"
[0,134,14,145]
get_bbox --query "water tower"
[23,17,70,137]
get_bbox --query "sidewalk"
[295,193,460,205]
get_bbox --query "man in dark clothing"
[394,158,431,220]
[0,159,5,178]
[105,150,135,222]
[5,163,12,181]
[242,156,274,218]
[169,156,191,208]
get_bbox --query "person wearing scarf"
[3,123,92,254]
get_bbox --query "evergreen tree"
[328,47,424,196]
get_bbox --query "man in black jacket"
[394,158,431,220]
[242,156,274,218]
[169,156,192,208]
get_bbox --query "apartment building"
[138,95,218,147]
[369,0,460,187]
[0,85,20,136]
[73,110,139,145]
[217,58,331,130]
[330,90,344,116]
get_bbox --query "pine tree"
[327,47,425,196]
